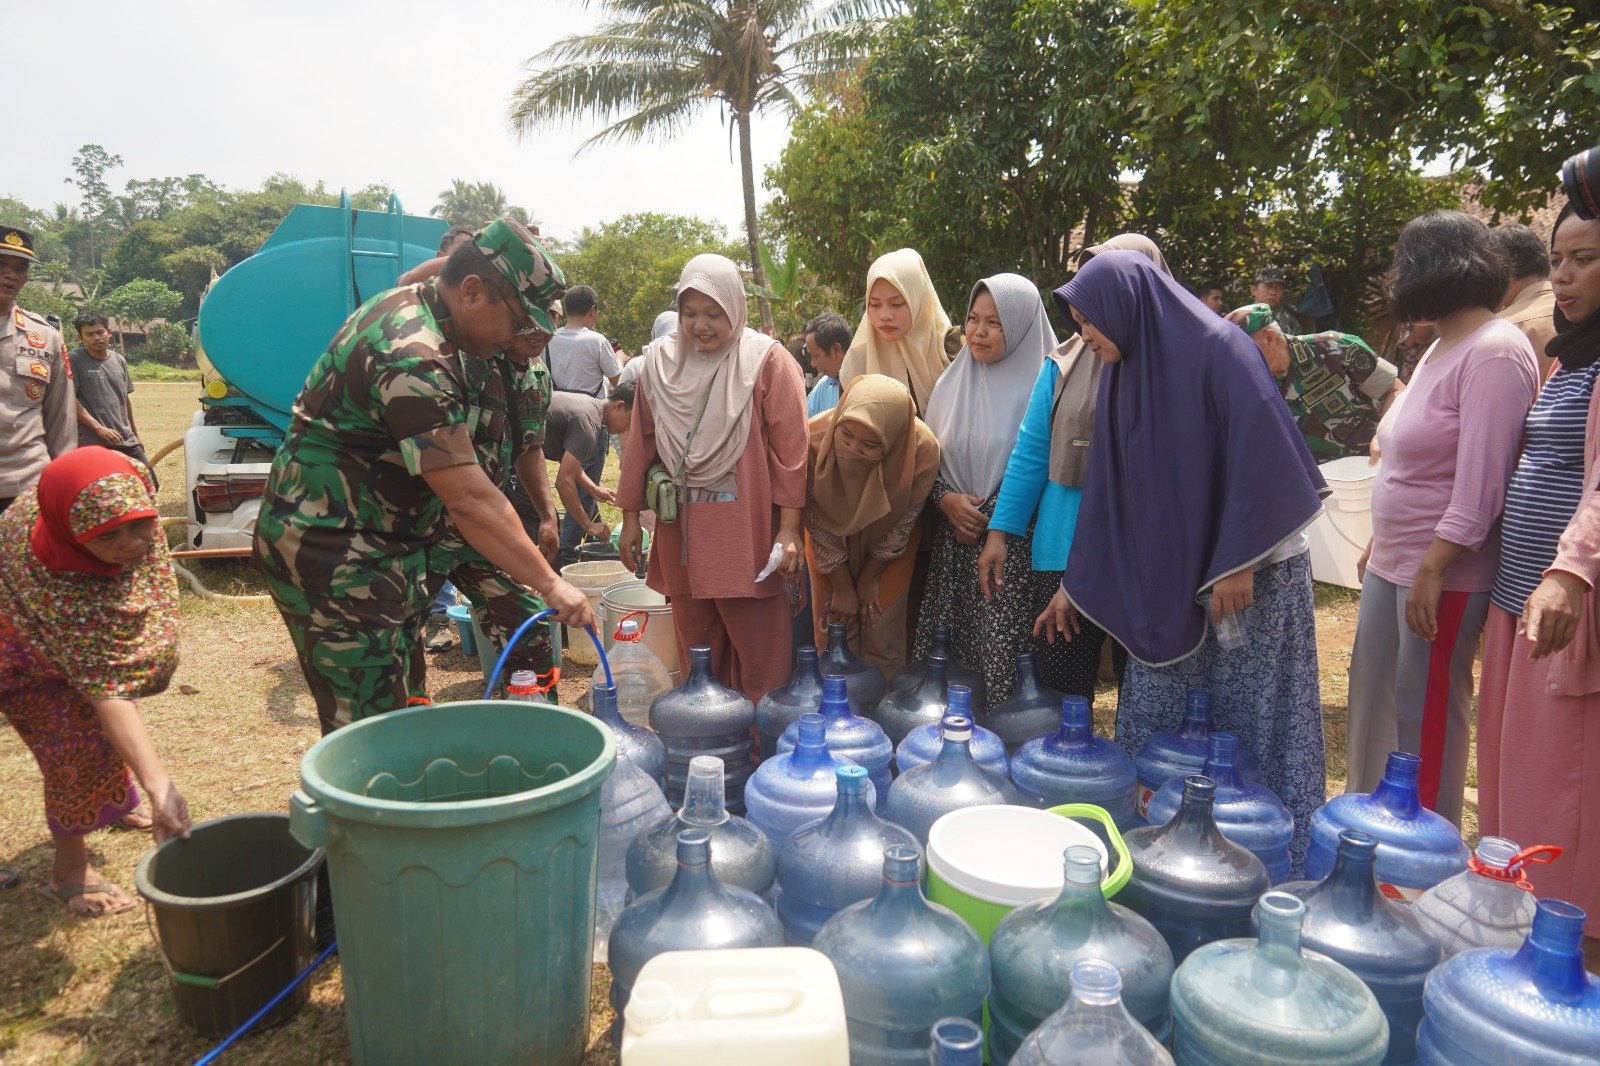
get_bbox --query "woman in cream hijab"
[840,248,954,414]
[618,254,809,702]
[916,273,1051,707]
[805,374,940,674]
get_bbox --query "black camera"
[1562,146,1600,220]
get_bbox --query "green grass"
[128,361,202,383]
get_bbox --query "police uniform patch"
[25,380,44,401]
[28,361,48,379]
[12,309,24,329]
[26,332,45,349]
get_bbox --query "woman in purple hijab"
[1041,250,1328,874]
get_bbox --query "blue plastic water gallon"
[607,829,783,1044]
[591,680,666,786]
[775,765,917,947]
[894,687,1008,778]
[1417,899,1600,1065]
[625,756,776,902]
[1171,892,1389,1064]
[745,714,877,849]
[884,715,1016,844]
[988,845,1175,1063]
[1305,752,1468,901]
[1009,695,1138,831]
[1009,959,1175,1066]
[820,621,887,712]
[1145,732,1293,884]
[876,654,956,746]
[777,675,893,810]
[1132,690,1259,822]
[890,625,987,719]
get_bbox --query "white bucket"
[926,805,1107,909]
[561,561,631,664]
[1307,455,1378,590]
[600,578,680,683]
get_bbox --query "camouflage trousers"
[427,536,556,695]
[280,604,430,736]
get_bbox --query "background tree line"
[765,0,1600,333]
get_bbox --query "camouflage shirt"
[459,351,551,485]
[1280,331,1399,460]
[253,281,479,618]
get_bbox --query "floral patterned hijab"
[0,448,179,699]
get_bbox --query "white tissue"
[754,542,786,583]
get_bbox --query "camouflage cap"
[1252,266,1289,285]
[473,218,565,334]
[1230,303,1277,336]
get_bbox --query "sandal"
[37,880,137,918]
[113,809,154,833]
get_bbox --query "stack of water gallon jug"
[587,624,1600,1064]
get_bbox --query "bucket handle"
[144,904,285,989]
[1047,803,1133,898]
[289,789,339,849]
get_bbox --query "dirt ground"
[0,382,1465,1064]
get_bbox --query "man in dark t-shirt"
[544,385,635,566]
[69,311,156,486]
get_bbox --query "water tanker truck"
[183,193,445,549]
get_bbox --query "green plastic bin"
[290,700,616,1065]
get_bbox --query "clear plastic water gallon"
[988,845,1175,1063]
[1010,959,1176,1066]
[1009,695,1138,833]
[813,844,991,1066]
[626,755,776,902]
[1413,837,1559,958]
[986,652,1066,755]
[884,714,1015,844]
[1145,732,1293,884]
[649,645,757,813]
[1117,775,1271,964]
[756,644,827,758]
[1171,892,1389,1065]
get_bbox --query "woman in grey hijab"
[977,235,1170,700]
[914,273,1051,703]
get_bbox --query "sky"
[13,0,793,242]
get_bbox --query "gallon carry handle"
[693,976,806,1020]
[1048,803,1133,898]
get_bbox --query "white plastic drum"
[1307,455,1378,589]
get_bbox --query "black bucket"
[577,539,621,563]
[135,813,323,1037]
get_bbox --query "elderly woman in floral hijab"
[0,448,190,917]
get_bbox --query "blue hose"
[481,610,614,699]
[191,941,338,1066]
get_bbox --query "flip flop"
[37,881,137,918]
[113,810,154,833]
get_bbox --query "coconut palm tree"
[433,180,525,229]
[509,0,890,331]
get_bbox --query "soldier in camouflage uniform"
[253,218,592,734]
[1230,303,1403,460]
[426,336,563,693]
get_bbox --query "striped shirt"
[1492,360,1600,615]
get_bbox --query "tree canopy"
[766,0,1600,329]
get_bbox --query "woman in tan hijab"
[618,254,809,701]
[805,374,941,674]
[840,248,954,414]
